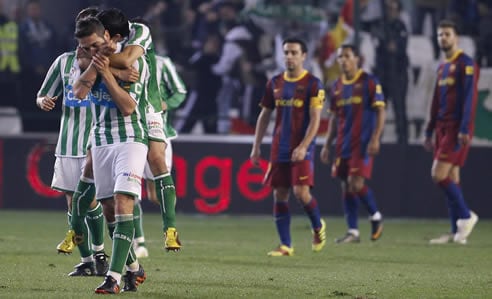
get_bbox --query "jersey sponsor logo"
[64,85,91,107]
[437,77,455,86]
[122,171,143,184]
[90,83,117,108]
[336,96,362,107]
[275,98,304,108]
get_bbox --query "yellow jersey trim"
[372,101,385,108]
[342,69,363,85]
[283,70,308,82]
[445,49,463,63]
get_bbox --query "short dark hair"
[340,44,360,57]
[130,17,151,30]
[282,37,308,53]
[74,17,105,39]
[438,19,459,35]
[76,6,100,22]
[96,8,130,38]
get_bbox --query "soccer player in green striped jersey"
[36,8,109,277]
[136,54,187,257]
[74,17,148,294]
[96,10,181,253]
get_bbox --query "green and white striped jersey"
[155,55,187,139]
[89,56,149,147]
[37,51,92,158]
[127,22,162,114]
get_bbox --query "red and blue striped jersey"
[261,70,325,162]
[329,70,385,159]
[425,50,479,137]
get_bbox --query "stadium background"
[0,0,491,218]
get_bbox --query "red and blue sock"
[357,185,378,216]
[274,201,291,247]
[344,192,359,230]
[303,197,322,230]
[438,178,470,221]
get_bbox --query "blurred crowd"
[0,0,491,144]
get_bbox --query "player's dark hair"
[340,44,360,57]
[282,37,308,53]
[96,8,130,38]
[74,17,105,39]
[438,19,459,35]
[130,16,151,30]
[76,6,100,22]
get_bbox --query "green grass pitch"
[0,210,490,298]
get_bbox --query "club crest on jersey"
[449,64,456,72]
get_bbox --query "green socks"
[71,180,96,258]
[154,173,177,231]
[87,202,105,251]
[110,214,134,275]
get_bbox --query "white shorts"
[51,156,86,192]
[147,112,167,143]
[143,140,173,180]
[92,142,148,200]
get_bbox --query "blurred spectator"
[160,0,192,64]
[212,1,250,134]
[359,0,385,36]
[477,0,492,66]
[142,0,167,54]
[375,0,409,145]
[412,0,447,59]
[190,0,220,50]
[0,0,20,108]
[18,0,58,131]
[176,34,222,133]
[447,0,480,37]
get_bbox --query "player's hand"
[367,138,380,156]
[92,53,111,75]
[116,67,139,82]
[320,145,330,164]
[250,147,261,166]
[291,145,307,162]
[98,42,116,57]
[458,133,470,146]
[423,137,434,152]
[38,95,58,111]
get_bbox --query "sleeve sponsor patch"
[465,66,474,75]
